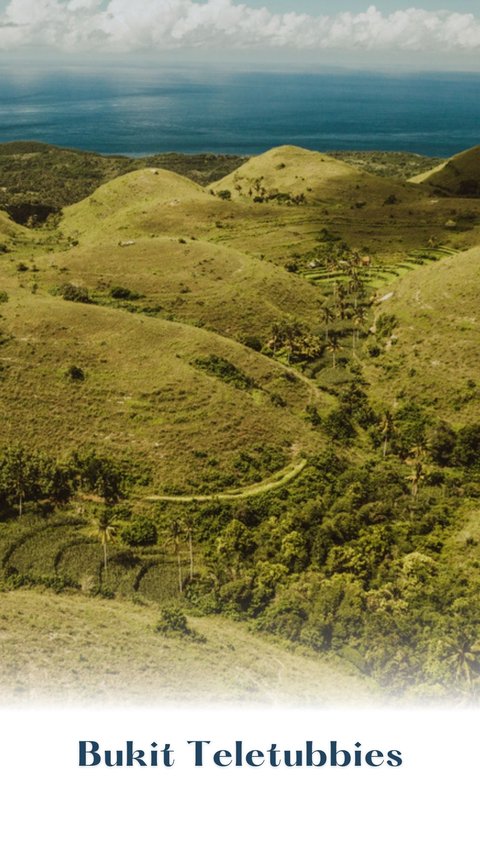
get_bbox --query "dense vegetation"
[1,390,479,699]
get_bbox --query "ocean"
[0,65,479,157]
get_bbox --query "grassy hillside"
[0,285,325,493]
[363,245,480,425]
[0,141,441,227]
[0,141,247,222]
[0,589,374,705]
[210,144,417,207]
[33,236,322,340]
[410,145,480,196]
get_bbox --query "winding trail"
[143,457,308,504]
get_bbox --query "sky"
[0,1,480,70]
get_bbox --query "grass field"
[0,588,375,705]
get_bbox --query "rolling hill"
[410,145,480,197]
[33,235,321,340]
[0,283,326,493]
[363,244,480,424]
[210,144,418,206]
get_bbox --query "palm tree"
[352,306,367,354]
[327,334,342,368]
[185,519,195,581]
[380,411,395,459]
[442,634,480,691]
[337,284,348,320]
[169,519,184,593]
[95,511,116,590]
[408,461,425,501]
[321,304,335,342]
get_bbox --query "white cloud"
[1,1,480,53]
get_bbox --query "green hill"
[0,141,247,223]
[410,145,480,197]
[210,144,417,206]
[363,245,480,425]
[0,284,326,493]
[33,235,321,340]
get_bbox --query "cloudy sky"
[0,1,479,69]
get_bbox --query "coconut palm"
[184,515,195,581]
[352,306,367,354]
[321,304,335,342]
[408,461,425,501]
[380,411,395,459]
[442,635,480,690]
[169,518,185,593]
[95,510,116,590]
[327,334,342,368]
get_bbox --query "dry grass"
[363,245,480,425]
[410,144,480,196]
[0,589,376,706]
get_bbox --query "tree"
[380,411,395,459]
[407,461,425,502]
[352,306,367,355]
[453,424,480,469]
[184,516,196,581]
[94,510,116,590]
[121,516,158,548]
[327,334,342,368]
[321,304,335,343]
[169,519,185,593]
[72,450,125,504]
[0,446,46,517]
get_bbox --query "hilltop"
[0,284,324,493]
[210,144,417,206]
[0,141,441,226]
[410,145,480,196]
[0,141,247,224]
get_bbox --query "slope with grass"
[60,168,227,242]
[0,284,327,493]
[210,144,418,207]
[0,141,247,220]
[363,244,480,424]
[34,235,322,341]
[0,588,376,705]
[410,145,480,197]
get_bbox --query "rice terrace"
[1,141,480,703]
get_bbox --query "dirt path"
[143,457,308,503]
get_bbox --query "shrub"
[65,365,85,382]
[110,286,140,300]
[121,517,158,548]
[60,283,92,303]
[453,424,480,469]
[155,605,205,642]
[194,355,255,390]
[0,290,8,303]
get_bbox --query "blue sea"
[0,65,479,157]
